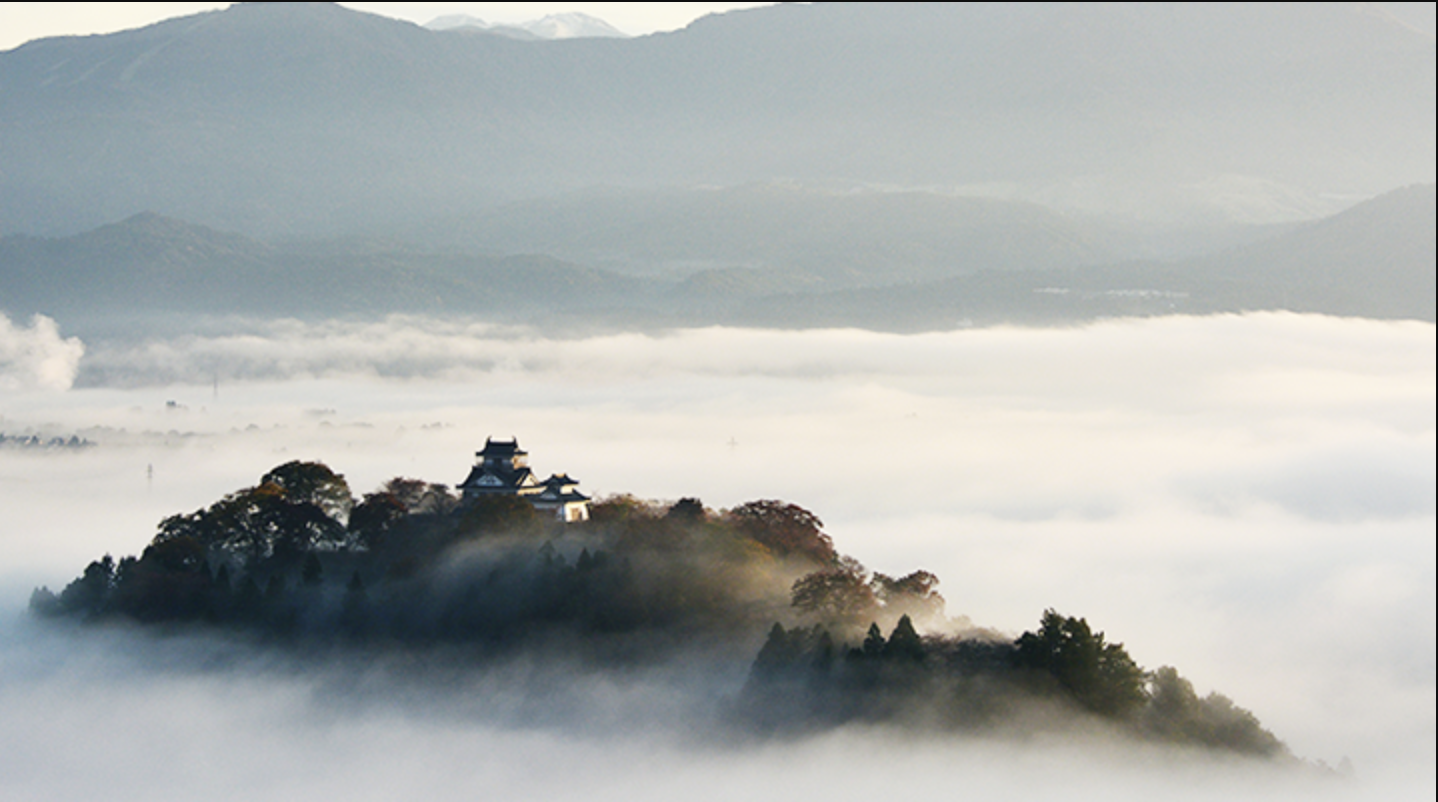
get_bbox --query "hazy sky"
[0,2,777,51]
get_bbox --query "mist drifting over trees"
[33,455,1287,760]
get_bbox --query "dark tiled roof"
[533,489,590,504]
[477,437,526,458]
[459,465,535,491]
[460,439,586,513]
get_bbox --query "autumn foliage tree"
[791,566,878,621]
[347,491,408,546]
[728,500,836,565]
[871,570,945,624]
[456,494,542,537]
[377,477,457,515]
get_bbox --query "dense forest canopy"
[32,459,1290,759]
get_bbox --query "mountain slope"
[448,184,1118,285]
[3,185,1429,334]
[703,184,1438,329]
[0,213,651,326]
[0,2,1431,237]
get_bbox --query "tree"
[587,494,658,524]
[234,576,263,620]
[729,500,836,565]
[871,570,945,623]
[28,586,61,616]
[155,481,346,564]
[1144,667,1287,756]
[1014,609,1148,717]
[665,497,707,523]
[55,554,116,615]
[143,536,206,573]
[213,563,232,592]
[751,623,802,676]
[265,484,351,560]
[380,477,457,515]
[862,622,886,657]
[264,573,287,603]
[348,491,407,546]
[458,494,541,537]
[110,537,210,622]
[340,570,370,636]
[301,553,323,587]
[791,567,879,621]
[883,614,925,662]
[260,460,354,522]
[208,563,234,620]
[812,629,836,671]
[575,547,595,572]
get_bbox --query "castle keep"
[457,437,590,522]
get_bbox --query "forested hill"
[33,459,1291,758]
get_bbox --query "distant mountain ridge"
[0,212,650,326]
[425,12,628,40]
[1185,182,1437,319]
[724,184,1438,329]
[0,2,1430,238]
[3,185,1430,333]
[445,184,1121,285]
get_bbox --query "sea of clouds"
[0,311,1431,800]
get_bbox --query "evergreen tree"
[56,555,115,615]
[301,553,323,587]
[235,576,263,621]
[665,497,707,523]
[1014,609,1148,717]
[884,614,925,662]
[752,623,799,675]
[862,622,886,657]
[811,629,835,672]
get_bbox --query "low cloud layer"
[1,312,1432,799]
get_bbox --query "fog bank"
[0,614,1402,802]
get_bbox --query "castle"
[457,437,590,522]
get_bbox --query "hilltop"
[33,456,1293,758]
